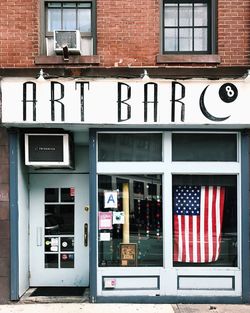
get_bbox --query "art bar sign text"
[2,77,250,126]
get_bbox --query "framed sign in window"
[120,243,137,266]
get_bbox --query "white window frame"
[96,130,241,297]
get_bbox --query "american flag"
[173,185,225,263]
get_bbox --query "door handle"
[84,223,88,246]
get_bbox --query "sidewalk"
[0,303,174,313]
[0,303,250,313]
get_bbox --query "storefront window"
[173,175,237,267]
[172,133,237,161]
[98,174,163,267]
[98,133,162,161]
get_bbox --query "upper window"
[40,0,96,57]
[46,2,92,34]
[163,0,213,53]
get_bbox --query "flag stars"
[174,185,201,216]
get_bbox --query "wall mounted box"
[24,133,73,168]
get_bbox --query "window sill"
[35,55,100,65]
[156,54,221,64]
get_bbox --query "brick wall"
[96,0,159,67]
[0,129,9,303]
[0,0,39,67]
[218,0,250,66]
[0,0,249,67]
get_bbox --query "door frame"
[29,173,89,287]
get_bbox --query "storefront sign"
[2,77,250,126]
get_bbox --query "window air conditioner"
[24,133,74,168]
[54,30,81,54]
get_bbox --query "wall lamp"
[141,69,150,81]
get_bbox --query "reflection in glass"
[45,204,74,235]
[45,188,59,203]
[61,188,75,202]
[61,237,74,251]
[61,253,74,268]
[98,175,163,267]
[98,133,162,162]
[45,254,58,268]
[44,187,75,269]
[172,175,237,267]
[172,133,237,161]
[44,237,59,252]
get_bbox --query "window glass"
[179,3,192,26]
[61,188,75,202]
[172,133,237,161]
[78,9,91,32]
[98,133,162,162]
[98,175,163,267]
[173,175,237,267]
[194,3,208,26]
[164,4,178,26]
[48,9,61,31]
[163,0,209,53]
[63,2,77,7]
[47,2,92,32]
[45,188,59,202]
[63,9,76,30]
[194,28,207,50]
[179,28,193,51]
[164,28,178,51]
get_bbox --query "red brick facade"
[0,0,249,67]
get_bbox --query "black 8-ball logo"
[219,83,238,103]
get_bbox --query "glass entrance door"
[29,174,89,286]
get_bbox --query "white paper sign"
[100,232,111,241]
[104,191,118,208]
[51,238,59,246]
[98,212,113,230]
[113,211,125,224]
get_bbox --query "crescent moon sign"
[199,86,231,122]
